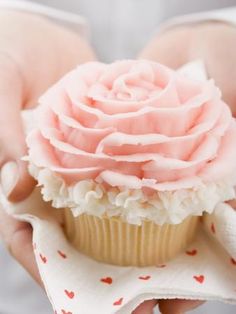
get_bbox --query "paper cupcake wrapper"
[63,210,199,266]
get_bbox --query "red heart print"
[193,275,204,284]
[186,249,197,256]
[211,223,216,234]
[61,310,72,314]
[138,275,151,280]
[58,250,67,259]
[100,277,113,285]
[64,290,75,299]
[113,297,123,306]
[231,258,236,266]
[39,253,47,264]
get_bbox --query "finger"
[132,299,158,314]
[158,299,204,314]
[138,27,192,69]
[189,23,236,116]
[227,199,236,209]
[0,54,36,201]
[0,207,42,286]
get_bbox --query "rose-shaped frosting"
[26,60,236,224]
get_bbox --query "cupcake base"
[63,210,199,266]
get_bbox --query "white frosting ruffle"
[29,164,236,225]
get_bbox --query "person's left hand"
[135,21,236,314]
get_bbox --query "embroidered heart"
[211,223,216,234]
[100,277,113,285]
[58,250,67,259]
[61,310,72,314]
[138,275,151,280]
[64,290,75,299]
[186,249,197,256]
[231,258,236,266]
[113,297,123,306]
[193,275,204,284]
[39,253,47,264]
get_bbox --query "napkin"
[1,61,236,314]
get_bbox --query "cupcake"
[26,60,236,266]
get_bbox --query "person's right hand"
[0,9,96,285]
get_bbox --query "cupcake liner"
[63,210,199,266]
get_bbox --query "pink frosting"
[27,60,236,191]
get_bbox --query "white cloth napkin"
[1,61,236,314]
[1,188,236,314]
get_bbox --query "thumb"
[0,54,35,202]
[1,161,36,202]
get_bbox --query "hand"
[0,10,95,284]
[137,21,236,313]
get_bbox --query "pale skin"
[0,11,235,314]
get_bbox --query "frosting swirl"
[26,60,236,223]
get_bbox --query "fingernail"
[0,161,19,198]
